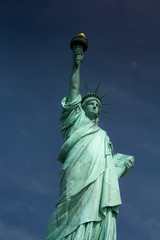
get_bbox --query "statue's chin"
[85,112,98,121]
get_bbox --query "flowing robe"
[45,95,134,240]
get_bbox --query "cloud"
[146,218,160,240]
[1,200,36,213]
[102,81,152,110]
[121,203,160,240]
[0,220,39,240]
[21,130,30,137]
[26,178,53,195]
[131,60,138,70]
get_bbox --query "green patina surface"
[45,34,134,240]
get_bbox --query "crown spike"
[101,109,110,114]
[100,91,111,99]
[85,81,89,94]
[102,103,112,106]
[94,81,101,94]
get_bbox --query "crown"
[81,82,111,114]
[81,93,102,105]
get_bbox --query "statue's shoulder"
[61,95,82,111]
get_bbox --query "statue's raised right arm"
[68,45,84,103]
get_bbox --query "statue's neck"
[90,118,96,124]
[87,116,98,125]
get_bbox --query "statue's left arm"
[114,153,135,179]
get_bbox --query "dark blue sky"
[0,0,160,239]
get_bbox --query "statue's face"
[73,46,83,65]
[83,99,100,119]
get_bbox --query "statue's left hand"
[124,160,134,170]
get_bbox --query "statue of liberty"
[45,33,134,240]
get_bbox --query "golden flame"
[76,33,86,38]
